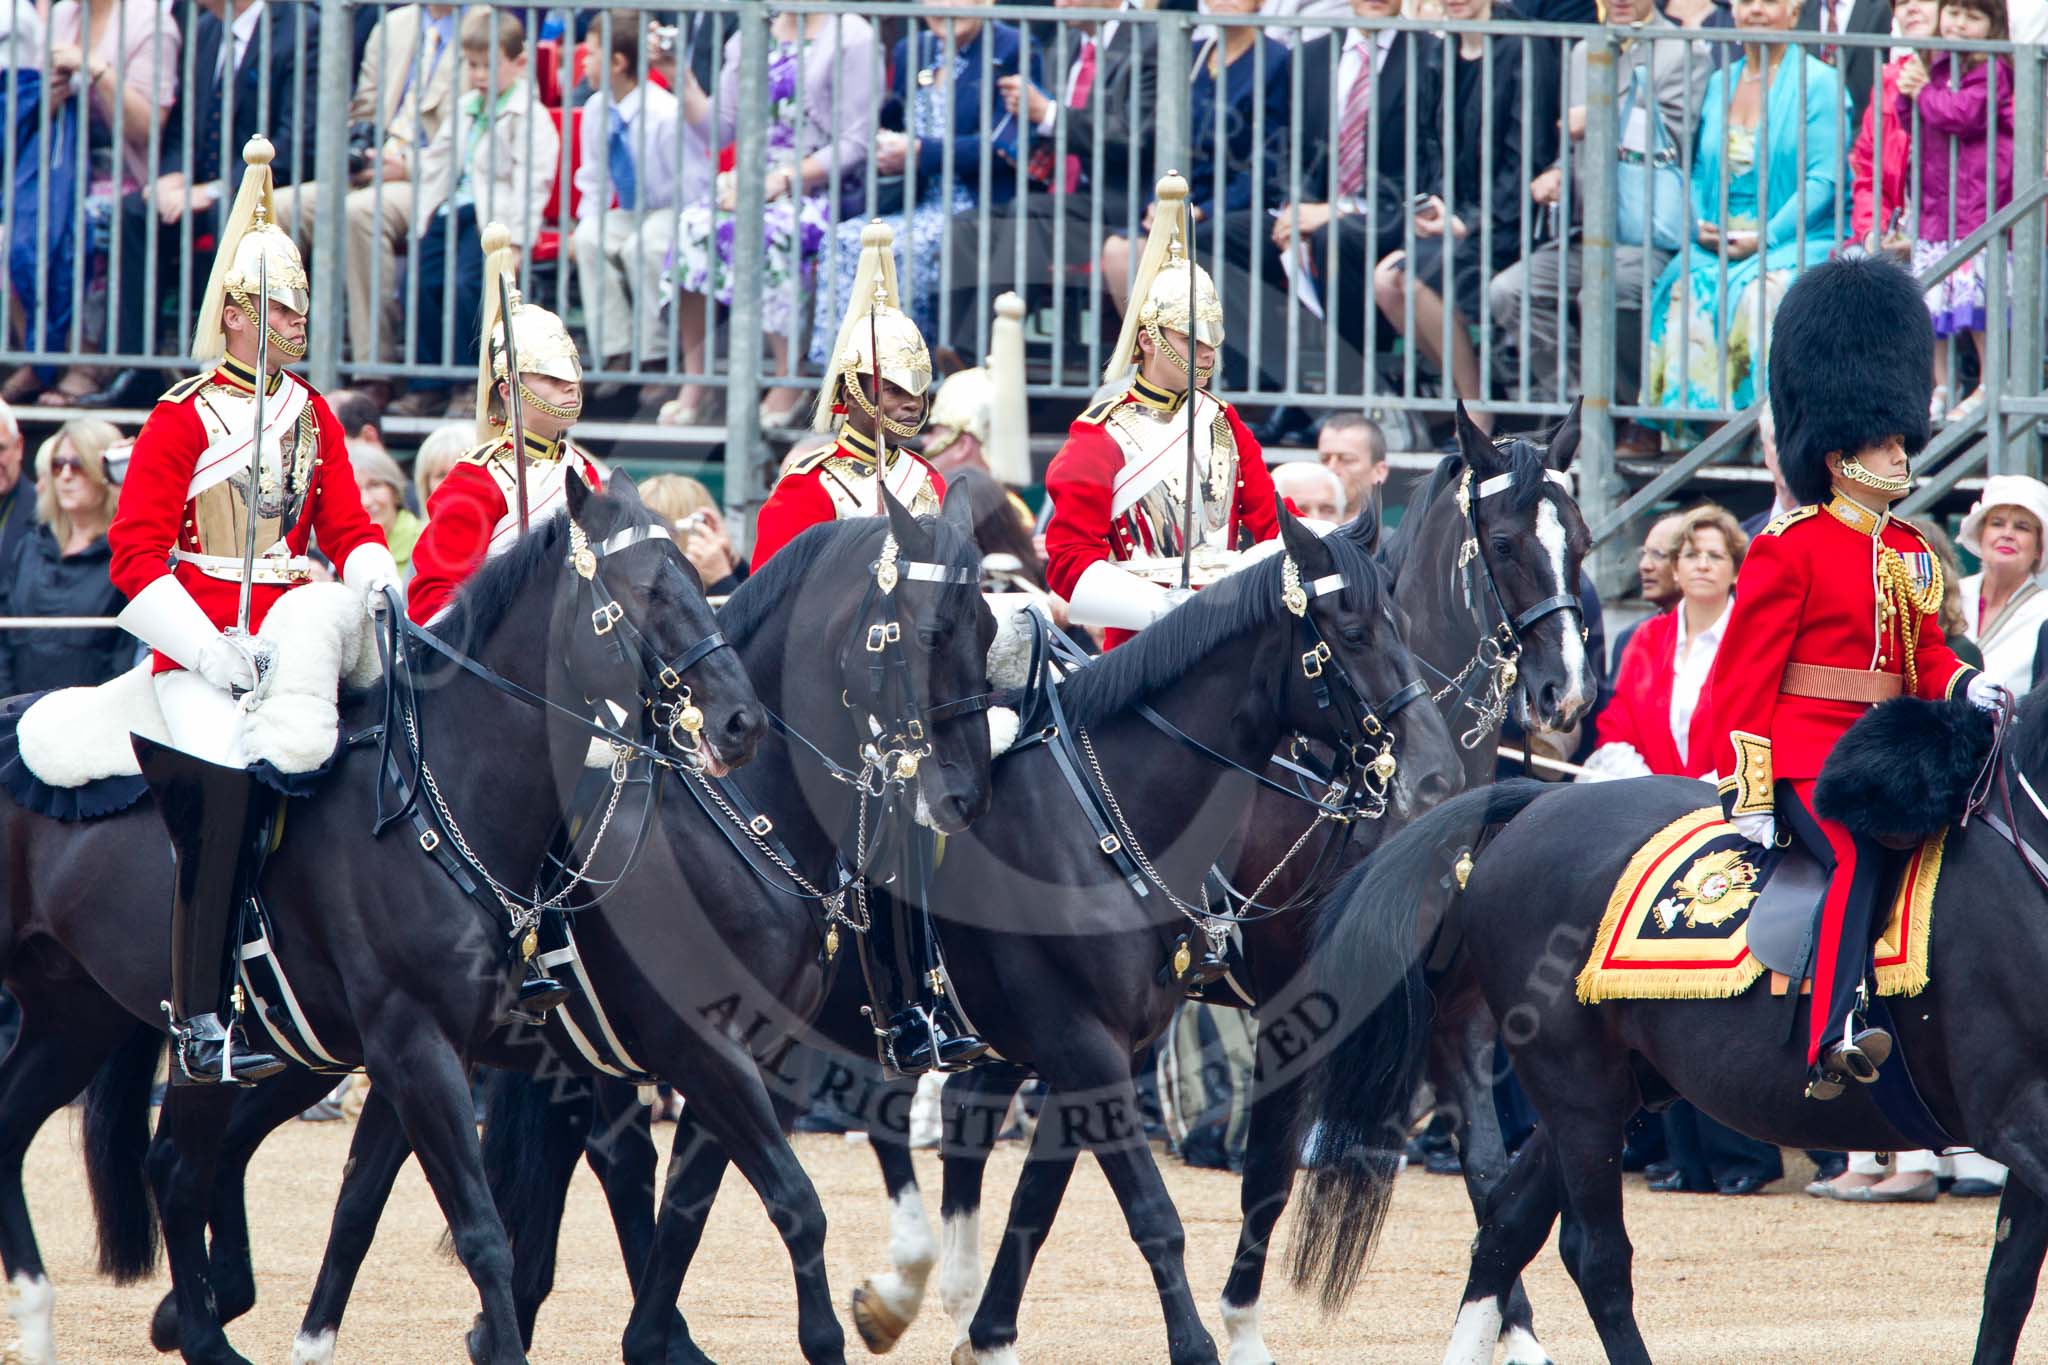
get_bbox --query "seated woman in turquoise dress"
[1643,0,1849,442]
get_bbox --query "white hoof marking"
[1221,1298,1275,1365]
[1501,1325,1554,1365]
[938,1210,984,1339]
[1442,1298,1505,1365]
[871,1186,938,1321]
[290,1329,338,1365]
[7,1273,55,1365]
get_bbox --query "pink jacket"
[1897,54,2015,242]
[1850,57,1910,240]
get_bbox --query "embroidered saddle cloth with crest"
[1575,807,1939,1004]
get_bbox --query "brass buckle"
[907,718,924,741]
[659,665,682,691]
[1099,834,1122,855]
[592,601,624,636]
[1361,712,1384,737]
[865,621,902,653]
[1301,641,1330,679]
[749,814,774,836]
[419,829,441,852]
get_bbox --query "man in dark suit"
[939,4,1156,361]
[1800,0,1892,124]
[87,0,317,407]
[1215,0,1441,418]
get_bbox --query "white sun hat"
[1958,474,2048,571]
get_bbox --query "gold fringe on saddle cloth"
[1574,807,1938,1004]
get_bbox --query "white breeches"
[153,670,249,768]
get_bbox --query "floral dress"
[669,42,830,335]
[807,54,978,367]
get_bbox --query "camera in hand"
[346,121,381,178]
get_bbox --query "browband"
[903,561,979,586]
[1305,572,1346,600]
[596,524,674,555]
[1475,467,1572,500]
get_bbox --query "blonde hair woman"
[640,474,746,594]
[0,419,133,694]
[411,424,474,512]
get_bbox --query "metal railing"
[3,1,2042,579]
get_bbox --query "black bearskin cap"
[1768,253,1933,508]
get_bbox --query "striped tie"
[1335,50,1373,200]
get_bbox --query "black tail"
[83,1025,165,1283]
[478,1067,591,1260]
[1289,780,1549,1311]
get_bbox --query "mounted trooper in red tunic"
[751,221,945,568]
[1041,173,1280,647]
[1708,255,2007,1100]
[107,137,401,1084]
[407,222,605,628]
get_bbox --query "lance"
[1178,196,1199,593]
[235,250,270,635]
[499,269,531,535]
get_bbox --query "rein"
[370,520,732,959]
[677,532,988,962]
[1971,697,2048,898]
[1417,464,1582,749]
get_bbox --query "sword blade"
[498,270,530,535]
[236,253,269,634]
[1178,202,1198,592]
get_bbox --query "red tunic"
[408,437,605,625]
[1709,497,1975,817]
[1042,388,1278,647]
[108,364,385,672]
[752,429,946,567]
[1595,609,1720,779]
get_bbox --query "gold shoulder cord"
[1876,546,1943,694]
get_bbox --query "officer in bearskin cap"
[1709,253,2009,1100]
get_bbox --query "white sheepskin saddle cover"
[16,584,384,787]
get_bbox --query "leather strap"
[1780,662,1903,704]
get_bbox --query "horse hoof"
[850,1282,908,1354]
[465,1321,487,1365]
[949,1342,1021,1365]
[148,1290,180,1353]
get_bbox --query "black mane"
[1386,439,1558,580]
[1059,531,1383,728]
[427,513,571,648]
[2014,683,2048,778]
[718,515,981,648]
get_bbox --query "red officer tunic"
[408,432,605,625]
[108,354,386,672]
[1708,494,1977,1064]
[1043,374,1279,647]
[752,426,945,567]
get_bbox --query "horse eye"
[918,625,945,650]
[1489,533,1515,557]
[1341,625,1368,646]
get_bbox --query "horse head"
[874,483,997,834]
[1453,399,1596,733]
[1275,500,1461,822]
[563,473,765,773]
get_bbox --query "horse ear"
[1277,494,1324,565]
[1341,495,1382,555]
[880,485,925,550]
[606,471,643,508]
[940,479,978,541]
[1455,400,1505,477]
[1545,399,1583,473]
[566,471,593,521]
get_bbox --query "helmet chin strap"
[231,290,307,360]
[1143,320,1213,385]
[1838,455,1912,497]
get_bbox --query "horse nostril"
[1418,772,1456,809]
[1538,682,1562,717]
[724,706,759,740]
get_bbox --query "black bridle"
[1424,462,1585,749]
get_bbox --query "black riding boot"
[884,902,985,1075]
[134,739,286,1087]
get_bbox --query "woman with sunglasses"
[0,418,133,696]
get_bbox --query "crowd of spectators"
[3,0,2042,457]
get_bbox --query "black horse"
[1,476,763,1365]
[837,404,1593,1365]
[1293,707,2048,1364]
[116,489,998,1365]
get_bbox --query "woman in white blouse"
[1957,475,2048,694]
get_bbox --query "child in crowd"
[1899,0,2014,420]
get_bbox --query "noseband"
[1431,463,1585,749]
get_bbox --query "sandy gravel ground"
[28,1110,2027,1363]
